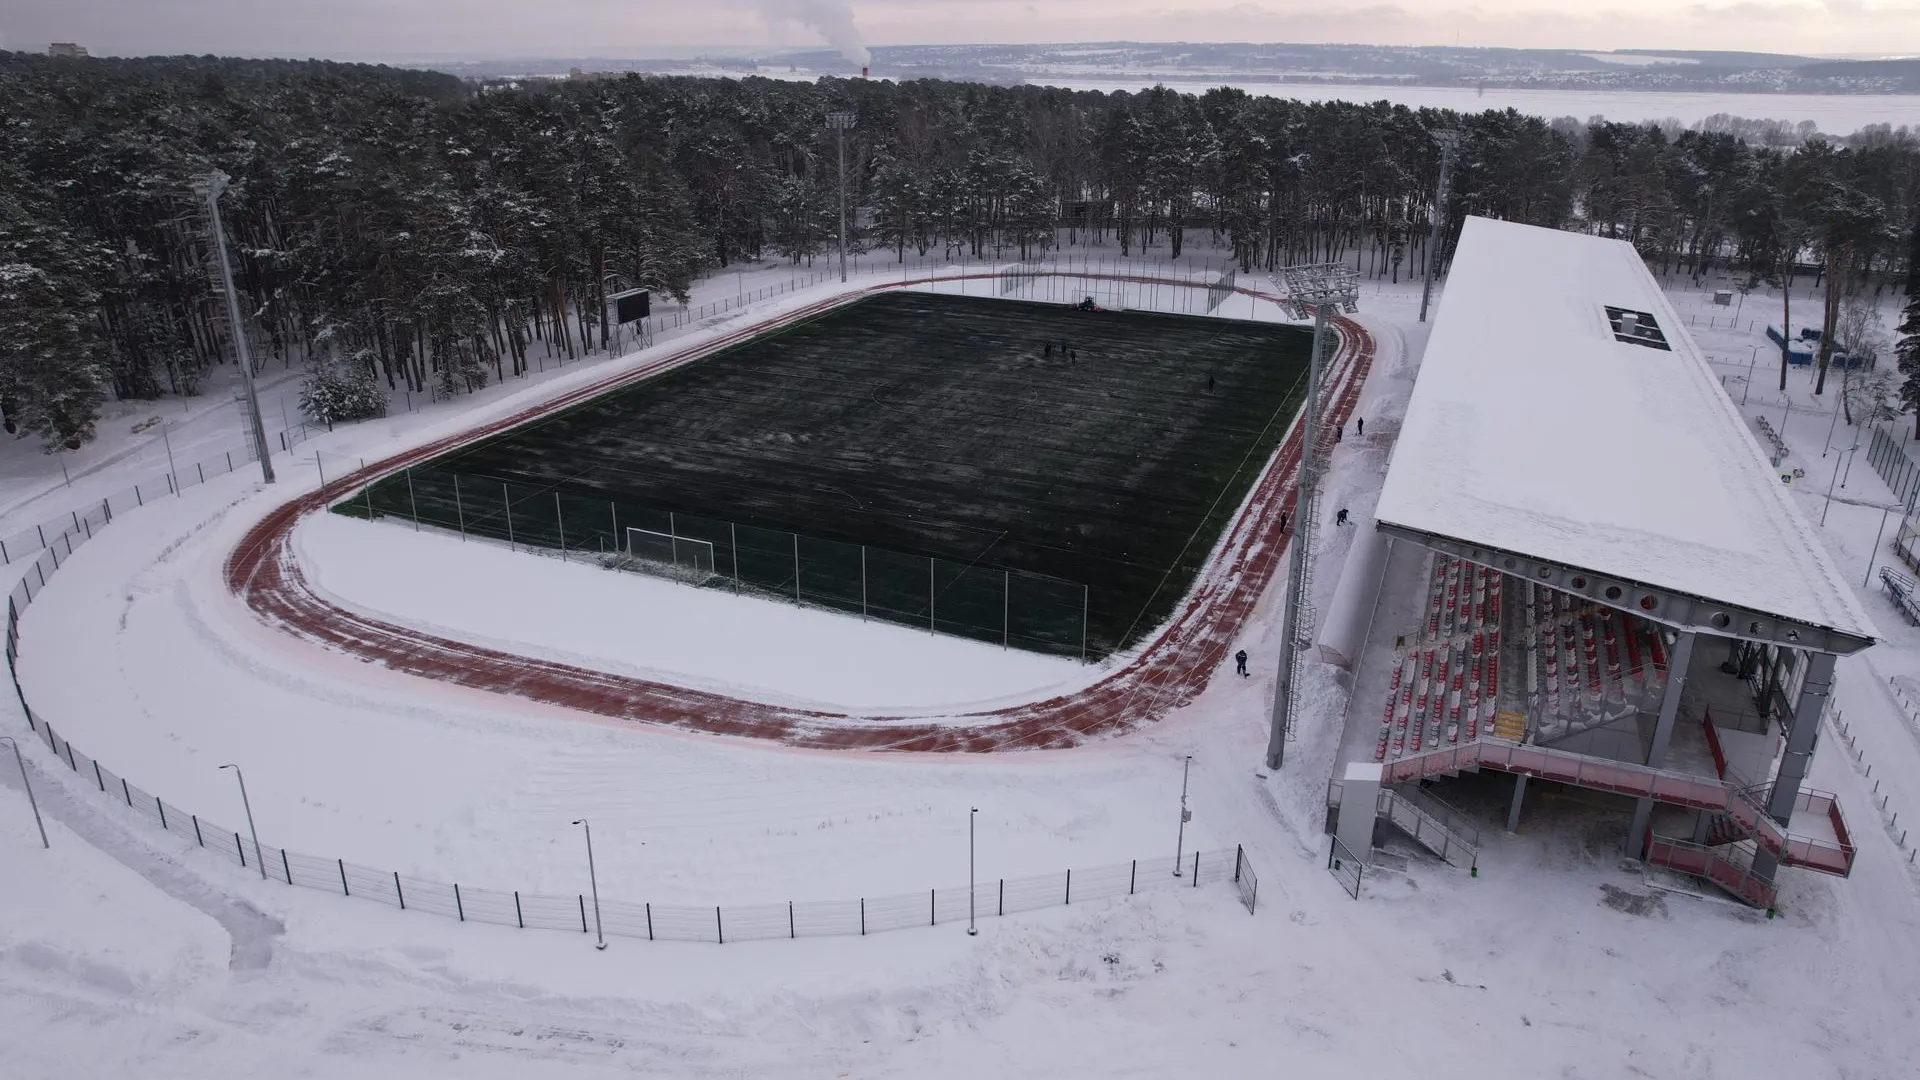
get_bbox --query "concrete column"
[1753,649,1835,885]
[1766,649,1834,824]
[1336,762,1383,862]
[1507,773,1528,833]
[1628,632,1696,858]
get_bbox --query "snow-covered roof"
[1374,216,1876,651]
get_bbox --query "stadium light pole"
[573,819,606,950]
[218,763,266,880]
[1266,264,1361,771]
[1,737,49,849]
[968,806,979,936]
[826,111,855,284]
[1419,131,1460,324]
[192,172,274,485]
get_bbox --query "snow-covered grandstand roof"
[1374,216,1876,653]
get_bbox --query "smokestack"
[862,66,869,79]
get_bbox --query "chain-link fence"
[1866,422,1920,511]
[340,472,1093,659]
[0,447,1258,943]
[0,420,315,571]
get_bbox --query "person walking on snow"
[1334,424,1342,443]
[1235,649,1249,677]
[1278,513,1289,534]
[1335,508,1350,526]
[1356,416,1364,436]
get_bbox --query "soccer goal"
[618,526,718,586]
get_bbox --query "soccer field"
[352,292,1313,657]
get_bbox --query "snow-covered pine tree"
[1897,221,1920,438]
[299,351,388,428]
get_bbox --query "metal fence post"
[998,878,1005,916]
[793,533,801,602]
[611,501,621,554]
[861,546,868,620]
[282,849,293,884]
[503,484,514,551]
[1082,585,1090,660]
[1065,868,1071,904]
[1130,860,1137,894]
[860,898,866,935]
[929,557,936,633]
[1003,571,1009,648]
[452,475,465,537]
[731,523,740,592]
[395,872,405,909]
[515,891,524,928]
[789,901,795,939]
[339,859,350,895]
[716,906,724,944]
[555,492,567,560]
[156,796,166,829]
[646,902,653,940]
[454,883,465,921]
[406,469,420,531]
[192,814,203,846]
[1192,850,1200,885]
[236,832,247,868]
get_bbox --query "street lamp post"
[218,763,266,880]
[968,807,979,936]
[1824,393,1843,456]
[1821,446,1858,526]
[1866,505,1895,588]
[1,736,49,849]
[826,111,855,284]
[573,819,606,950]
[1172,755,1193,876]
[1743,345,1758,406]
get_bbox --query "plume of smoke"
[759,0,870,68]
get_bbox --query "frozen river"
[1037,78,1920,133]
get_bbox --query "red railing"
[1384,740,1854,876]
[1646,833,1776,908]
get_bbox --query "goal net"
[618,526,718,585]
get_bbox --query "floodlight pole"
[1267,300,1329,770]
[192,172,274,484]
[827,111,855,284]
[1419,131,1459,324]
[1265,263,1359,771]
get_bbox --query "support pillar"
[1507,773,1528,833]
[1628,631,1696,859]
[1336,762,1382,863]
[1753,649,1835,884]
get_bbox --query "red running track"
[225,276,1376,752]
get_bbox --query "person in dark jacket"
[1335,508,1350,526]
[1356,416,1365,436]
[1234,649,1249,676]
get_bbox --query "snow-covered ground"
[4,256,1920,1078]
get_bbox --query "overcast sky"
[4,1,1916,60]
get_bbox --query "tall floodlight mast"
[1419,131,1460,324]
[1265,264,1361,770]
[826,111,855,284]
[192,171,275,484]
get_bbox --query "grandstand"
[1328,217,1878,908]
